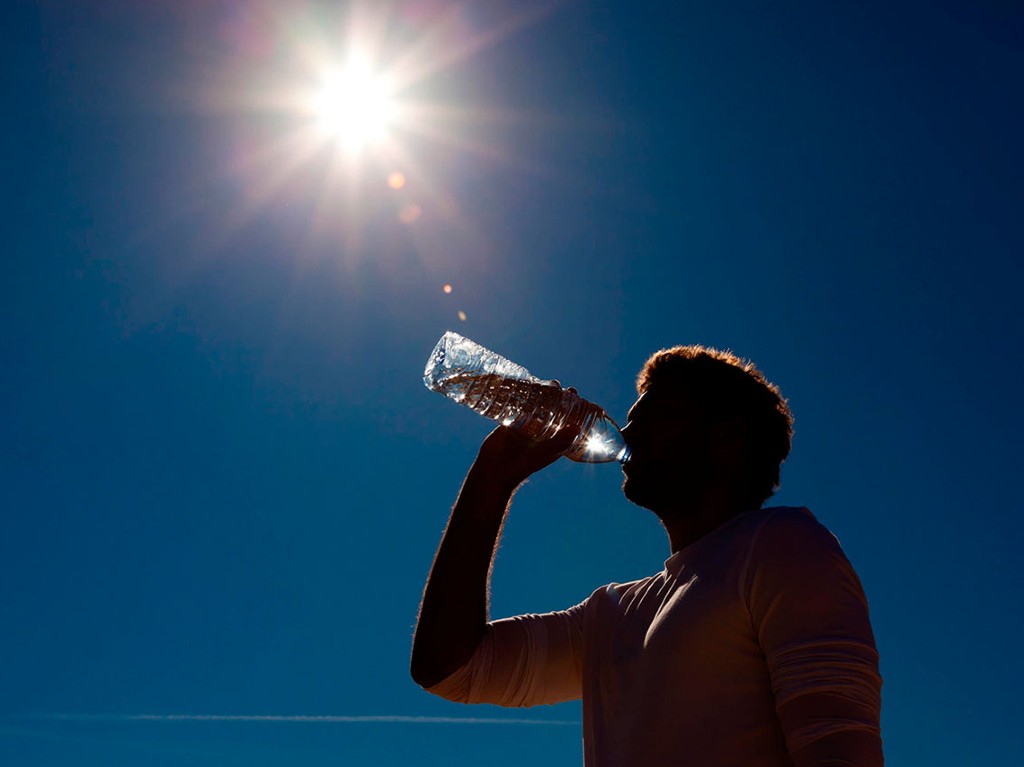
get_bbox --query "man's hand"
[474,421,581,490]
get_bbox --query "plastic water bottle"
[423,331,630,464]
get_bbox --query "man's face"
[620,388,712,513]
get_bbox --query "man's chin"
[622,476,654,510]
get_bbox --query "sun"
[194,1,561,254]
[310,55,396,150]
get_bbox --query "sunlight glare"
[312,56,395,149]
[584,434,605,455]
[202,2,558,261]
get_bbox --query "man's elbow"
[410,648,471,700]
[410,626,484,694]
[410,661,443,692]
[410,659,472,703]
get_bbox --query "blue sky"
[2,1,1022,765]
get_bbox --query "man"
[411,345,883,766]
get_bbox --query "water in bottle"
[423,331,629,464]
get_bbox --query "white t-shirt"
[427,507,883,766]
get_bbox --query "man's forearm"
[410,460,519,689]
[411,424,577,690]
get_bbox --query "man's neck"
[659,492,752,553]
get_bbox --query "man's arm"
[783,699,884,767]
[746,509,884,767]
[410,425,576,690]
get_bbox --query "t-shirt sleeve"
[425,602,587,708]
[744,508,883,763]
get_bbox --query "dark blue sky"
[3,1,1022,765]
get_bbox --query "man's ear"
[709,416,748,467]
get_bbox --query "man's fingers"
[548,379,579,395]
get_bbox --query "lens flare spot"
[457,310,467,321]
[443,283,453,294]
[388,171,407,189]
[399,202,423,224]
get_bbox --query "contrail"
[24,713,578,726]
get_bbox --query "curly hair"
[636,346,794,507]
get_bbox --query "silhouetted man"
[412,345,883,766]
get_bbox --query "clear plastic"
[423,331,630,464]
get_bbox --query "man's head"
[621,345,793,513]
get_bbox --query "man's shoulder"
[687,507,827,565]
[756,505,816,524]
[597,575,656,600]
[754,506,838,542]
[581,573,662,612]
[744,506,852,579]
[741,506,838,547]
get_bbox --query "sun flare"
[196,1,559,257]
[311,56,396,149]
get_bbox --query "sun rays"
[190,0,560,262]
